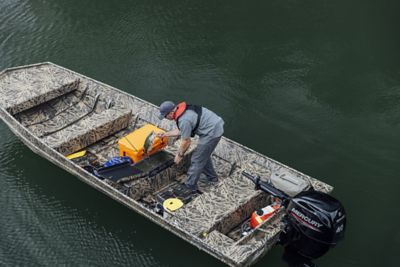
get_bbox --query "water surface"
[1,0,400,266]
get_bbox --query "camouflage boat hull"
[0,63,333,266]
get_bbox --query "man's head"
[158,101,176,120]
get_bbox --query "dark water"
[1,0,400,266]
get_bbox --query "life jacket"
[174,102,202,137]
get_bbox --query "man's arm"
[175,138,191,164]
[178,138,191,156]
[157,128,180,138]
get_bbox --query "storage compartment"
[214,193,272,241]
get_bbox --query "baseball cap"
[158,101,176,120]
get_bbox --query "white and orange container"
[250,202,281,229]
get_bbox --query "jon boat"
[0,63,345,266]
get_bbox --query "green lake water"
[1,0,399,266]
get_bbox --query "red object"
[173,102,187,120]
[250,203,281,229]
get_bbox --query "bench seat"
[41,107,132,155]
[169,173,264,236]
[0,65,80,115]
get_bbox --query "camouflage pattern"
[169,173,266,236]
[0,62,334,267]
[3,67,133,155]
[204,210,285,266]
[0,64,81,115]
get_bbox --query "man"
[157,100,224,193]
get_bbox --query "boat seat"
[0,65,80,115]
[41,105,132,155]
[169,172,264,236]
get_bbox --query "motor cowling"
[282,190,346,259]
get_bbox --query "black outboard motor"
[242,171,346,261]
[283,190,346,259]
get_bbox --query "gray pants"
[185,136,222,189]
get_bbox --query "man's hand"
[175,138,191,164]
[156,132,165,138]
[174,153,183,164]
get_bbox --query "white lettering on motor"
[291,208,323,228]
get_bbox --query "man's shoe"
[183,183,203,195]
[208,177,218,183]
[200,174,218,183]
